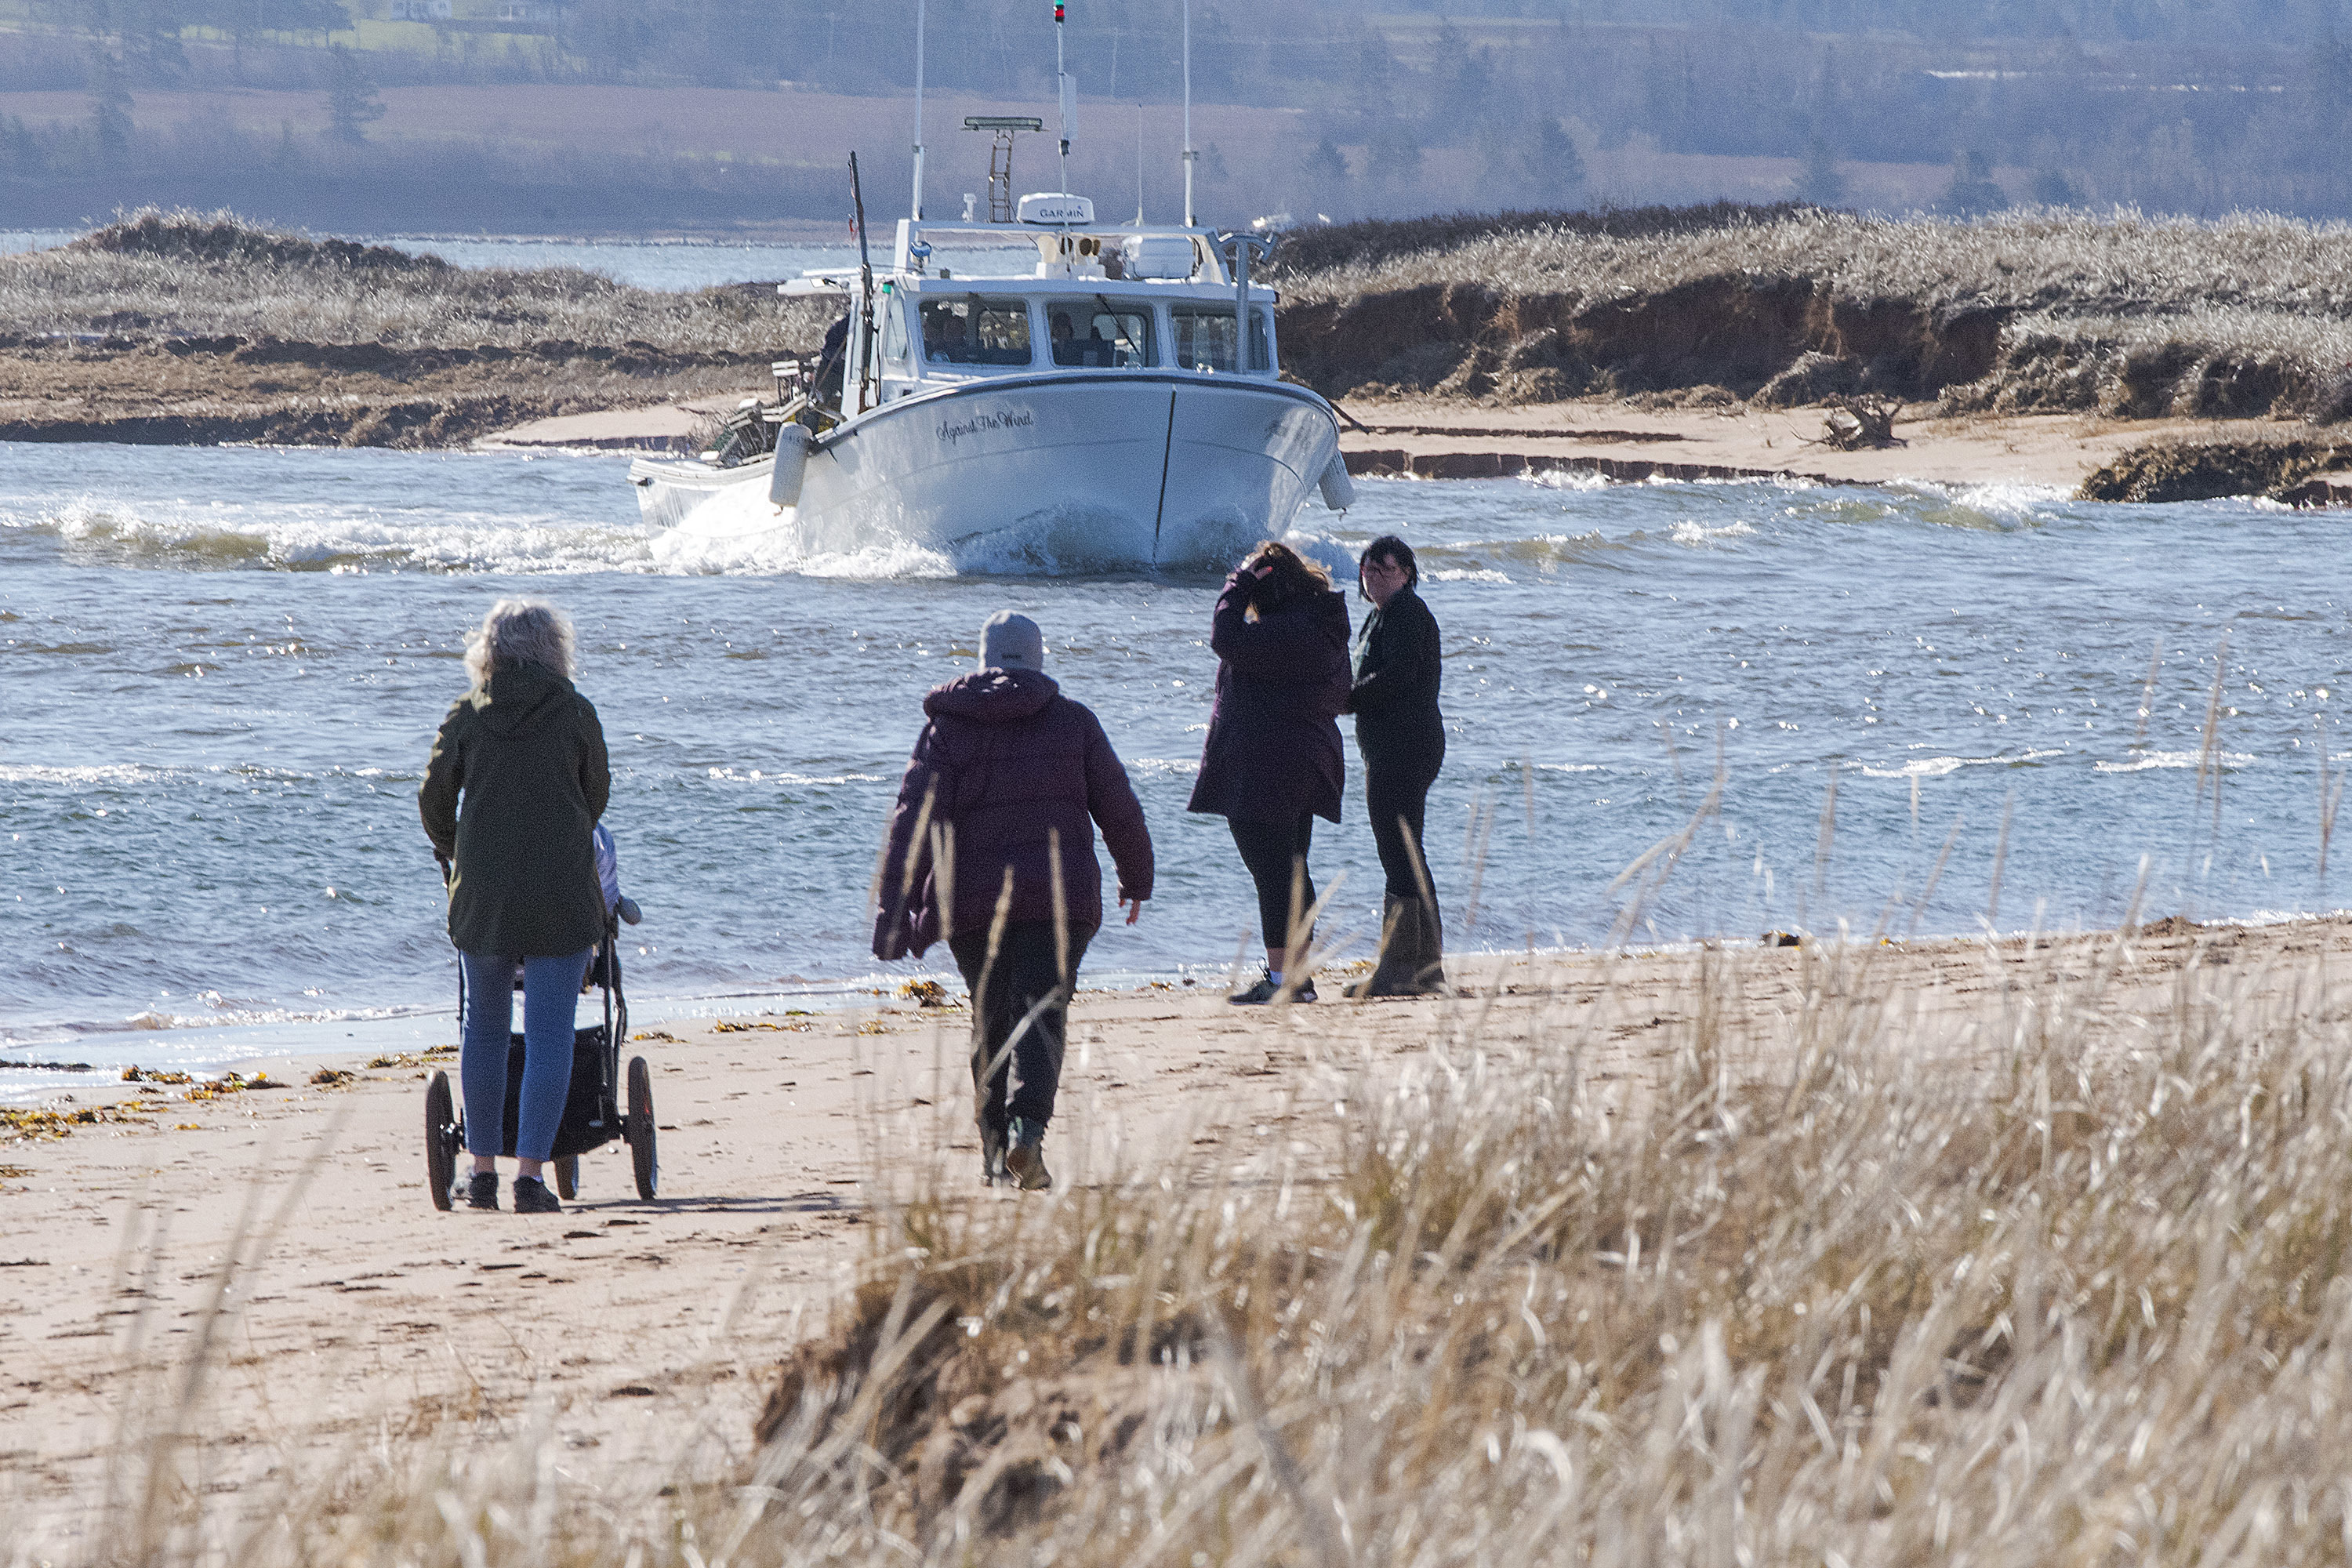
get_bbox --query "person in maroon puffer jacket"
[1185,541,1352,1004]
[872,610,1154,1191]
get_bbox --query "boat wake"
[11,488,1294,579]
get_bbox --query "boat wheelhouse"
[630,200,1348,572]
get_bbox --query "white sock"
[1267,970,1284,986]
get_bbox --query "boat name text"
[938,408,1037,447]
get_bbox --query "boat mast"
[910,0,926,219]
[1054,1,1072,194]
[1181,0,1194,226]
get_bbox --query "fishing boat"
[626,6,1351,572]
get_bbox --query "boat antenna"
[1134,101,1145,225]
[1181,0,1194,226]
[1054,1,1073,194]
[850,152,877,415]
[910,0,926,219]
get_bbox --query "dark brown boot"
[1400,897,1449,995]
[1351,895,1423,997]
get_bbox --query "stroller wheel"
[626,1055,659,1200]
[425,1071,456,1213]
[554,1155,579,1201]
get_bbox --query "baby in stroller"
[595,823,644,930]
[580,823,641,993]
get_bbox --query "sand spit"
[0,335,766,451]
[1330,396,2299,494]
[16,209,2352,503]
[5,914,2349,1556]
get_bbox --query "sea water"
[3,235,2350,1090]
[5,443,2348,1095]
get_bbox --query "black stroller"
[424,912,659,1208]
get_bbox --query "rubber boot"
[1401,897,1449,996]
[1351,894,1422,998]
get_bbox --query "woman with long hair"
[419,599,610,1214]
[1344,535,1449,996]
[1186,541,1352,1003]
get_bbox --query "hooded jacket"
[1185,571,1352,824]
[419,663,611,958]
[873,668,1154,960]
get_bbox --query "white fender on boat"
[768,422,812,509]
[1318,452,1356,512]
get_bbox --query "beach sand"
[5,913,2347,1540]
[480,394,2299,493]
[1330,397,2297,493]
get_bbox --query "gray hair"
[463,598,575,687]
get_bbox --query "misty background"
[2,0,2348,234]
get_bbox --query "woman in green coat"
[419,599,610,1215]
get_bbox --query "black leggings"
[1229,813,1318,950]
[1365,757,1442,906]
[949,920,1094,1134]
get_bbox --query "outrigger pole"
[1181,0,1195,226]
[850,152,876,415]
[1054,1,1073,194]
[910,0,926,218]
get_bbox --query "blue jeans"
[459,948,591,1162]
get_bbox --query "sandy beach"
[6,912,2347,1547]
[480,394,2304,493]
[1327,397,2288,493]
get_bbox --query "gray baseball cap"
[980,610,1045,671]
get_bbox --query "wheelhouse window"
[1169,303,1273,374]
[919,296,1033,366]
[1044,299,1156,368]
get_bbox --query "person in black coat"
[1185,541,1352,1004]
[1343,535,1449,996]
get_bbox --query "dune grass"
[1283,207,2352,319]
[0,209,830,355]
[1279,207,2352,419]
[23,906,2352,1566]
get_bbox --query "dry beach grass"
[1,209,827,354]
[13,912,2352,1566]
[16,206,2352,484]
[1276,209,2352,449]
[0,209,833,446]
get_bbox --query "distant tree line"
[561,0,2352,218]
[10,0,2352,221]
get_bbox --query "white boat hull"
[630,372,1341,572]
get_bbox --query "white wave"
[703,766,886,786]
[1532,762,1603,774]
[26,494,657,574]
[1524,469,1610,492]
[1427,568,1512,583]
[0,761,419,787]
[0,762,169,786]
[1278,528,1361,584]
[1860,747,2067,779]
[96,1002,416,1035]
[1668,519,1758,546]
[1127,757,1202,775]
[2095,750,2256,773]
[1944,481,2070,512]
